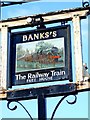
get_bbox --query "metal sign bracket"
[0,6,90,99]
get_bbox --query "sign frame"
[8,25,72,88]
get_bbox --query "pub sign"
[8,25,72,87]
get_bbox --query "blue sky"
[0,0,89,119]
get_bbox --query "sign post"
[38,94,46,120]
[0,26,10,99]
[73,15,83,83]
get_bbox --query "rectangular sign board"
[9,25,72,87]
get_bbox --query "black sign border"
[8,25,72,88]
